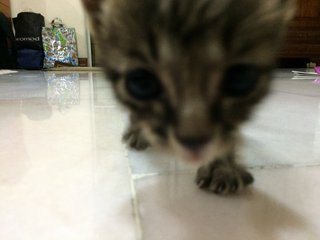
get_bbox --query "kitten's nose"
[176,134,210,151]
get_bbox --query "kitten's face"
[83,0,295,162]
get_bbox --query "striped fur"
[82,0,296,193]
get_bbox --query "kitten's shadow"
[134,178,315,240]
[239,189,312,240]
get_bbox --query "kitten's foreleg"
[123,123,150,150]
[196,156,253,194]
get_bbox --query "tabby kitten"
[82,0,296,194]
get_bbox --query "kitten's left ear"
[281,0,297,22]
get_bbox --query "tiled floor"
[0,70,319,240]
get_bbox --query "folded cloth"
[0,70,18,75]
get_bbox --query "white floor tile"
[0,69,319,240]
[135,167,320,240]
[0,71,135,240]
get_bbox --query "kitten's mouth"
[175,142,213,163]
[175,135,212,162]
[164,129,213,162]
[185,150,205,162]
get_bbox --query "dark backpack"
[13,12,45,50]
[0,12,17,69]
[13,12,45,69]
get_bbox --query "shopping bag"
[13,12,45,50]
[42,18,79,68]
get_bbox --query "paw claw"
[214,182,226,194]
[242,172,254,186]
[197,179,206,188]
[230,181,239,193]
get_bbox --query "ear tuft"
[81,0,102,13]
[281,0,297,22]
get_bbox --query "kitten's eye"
[222,65,260,97]
[125,69,162,100]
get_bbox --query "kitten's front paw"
[196,160,254,195]
[123,128,150,150]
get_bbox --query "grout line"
[132,170,197,180]
[127,154,144,240]
[130,164,320,181]
[129,174,144,240]
[132,173,160,180]
[249,163,320,170]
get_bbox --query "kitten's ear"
[81,0,106,30]
[281,0,297,22]
[81,0,103,13]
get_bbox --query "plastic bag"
[42,18,79,68]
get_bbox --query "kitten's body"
[82,0,296,194]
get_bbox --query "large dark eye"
[222,64,261,97]
[125,69,162,100]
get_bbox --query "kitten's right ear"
[81,0,103,13]
[81,0,105,30]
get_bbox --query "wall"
[10,0,89,58]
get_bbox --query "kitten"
[82,0,296,194]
